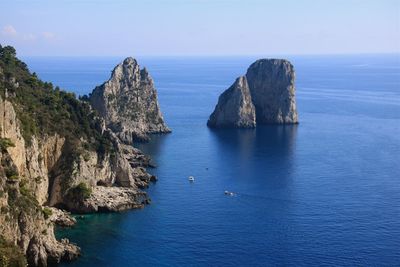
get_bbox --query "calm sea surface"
[23,55,400,266]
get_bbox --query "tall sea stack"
[89,57,170,143]
[246,59,298,124]
[207,59,298,128]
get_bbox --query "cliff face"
[0,98,66,206]
[49,132,155,213]
[0,46,159,266]
[89,57,170,143]
[207,76,256,128]
[208,59,298,128]
[0,97,80,266]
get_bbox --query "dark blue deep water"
[23,55,400,266]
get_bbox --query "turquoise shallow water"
[24,55,400,266]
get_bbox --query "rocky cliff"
[0,45,158,266]
[89,57,170,143]
[207,76,256,128]
[0,96,80,266]
[208,59,298,128]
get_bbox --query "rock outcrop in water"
[207,76,256,128]
[89,57,170,143]
[208,59,298,128]
[0,45,160,266]
[246,59,298,124]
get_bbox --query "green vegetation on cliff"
[66,182,92,203]
[0,45,113,155]
[42,207,53,219]
[0,139,15,153]
[0,152,38,266]
[0,236,27,267]
[1,152,39,217]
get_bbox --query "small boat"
[188,176,195,182]
[224,191,235,196]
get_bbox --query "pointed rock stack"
[89,57,170,143]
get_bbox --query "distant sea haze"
[24,55,400,266]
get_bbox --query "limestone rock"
[246,59,298,124]
[207,76,256,128]
[46,128,155,213]
[208,59,298,128]
[47,207,77,227]
[27,234,80,266]
[65,186,148,213]
[89,57,170,143]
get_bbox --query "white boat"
[224,191,235,196]
[188,176,195,182]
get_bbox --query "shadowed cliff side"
[207,76,256,128]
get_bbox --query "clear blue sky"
[0,0,399,56]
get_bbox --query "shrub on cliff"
[66,183,92,203]
[42,207,53,219]
[0,138,15,152]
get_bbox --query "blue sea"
[23,55,400,266]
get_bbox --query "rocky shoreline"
[47,207,77,227]
[65,185,150,213]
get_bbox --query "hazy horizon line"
[19,52,400,58]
